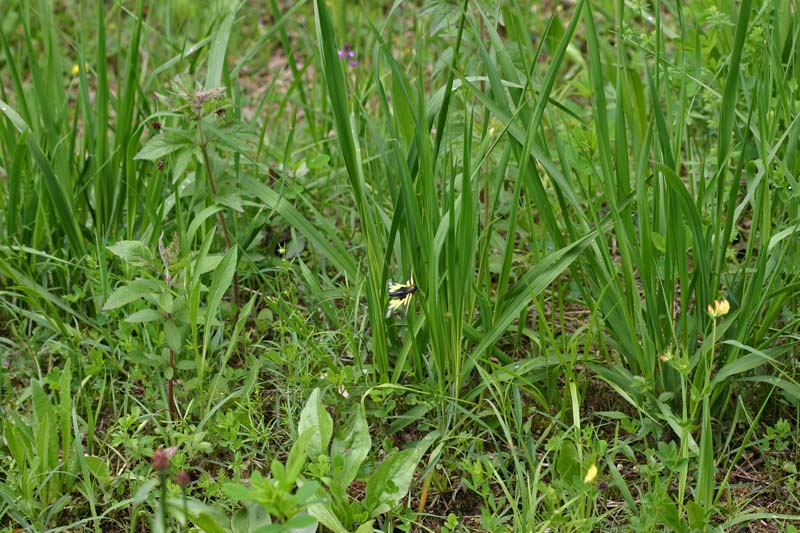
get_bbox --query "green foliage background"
[1,0,799,531]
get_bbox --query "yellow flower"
[71,63,89,76]
[707,299,730,319]
[583,463,598,484]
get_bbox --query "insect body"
[386,276,417,319]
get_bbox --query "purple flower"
[338,44,358,67]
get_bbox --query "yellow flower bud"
[583,463,598,484]
[71,63,89,76]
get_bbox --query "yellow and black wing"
[386,277,417,318]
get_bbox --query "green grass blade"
[0,102,86,255]
[204,9,235,90]
[471,229,598,360]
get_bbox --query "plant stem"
[181,486,188,526]
[168,348,176,420]
[158,470,168,530]
[199,142,241,319]
[417,471,432,514]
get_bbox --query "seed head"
[152,449,170,471]
[176,470,191,486]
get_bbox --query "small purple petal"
[347,50,356,58]
[349,60,359,67]
[338,49,346,58]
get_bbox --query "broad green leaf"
[284,512,317,532]
[744,376,800,402]
[330,406,371,487]
[388,402,432,435]
[165,319,183,353]
[84,455,110,485]
[298,389,333,458]
[556,441,579,481]
[204,246,237,333]
[768,224,800,253]
[4,419,29,476]
[197,253,225,275]
[189,512,228,533]
[31,379,53,429]
[231,503,270,533]
[365,432,438,518]
[494,357,565,382]
[58,361,72,469]
[168,497,229,533]
[133,479,159,502]
[222,485,250,505]
[355,521,376,533]
[188,206,224,243]
[306,503,348,533]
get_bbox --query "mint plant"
[103,233,244,420]
[134,77,255,317]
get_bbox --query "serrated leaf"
[107,240,153,265]
[205,122,255,153]
[134,133,186,161]
[103,279,161,310]
[125,309,163,323]
[197,254,224,275]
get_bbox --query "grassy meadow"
[2,0,800,531]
